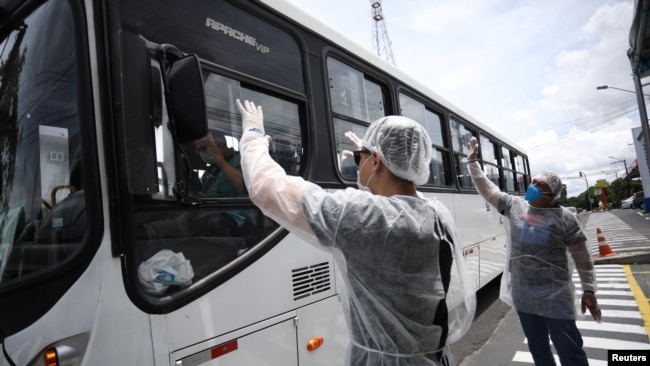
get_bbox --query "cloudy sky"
[286,0,641,197]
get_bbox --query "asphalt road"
[611,207,650,237]
[449,273,509,364]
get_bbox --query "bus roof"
[260,0,526,153]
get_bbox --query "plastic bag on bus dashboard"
[137,249,194,295]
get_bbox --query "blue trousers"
[517,311,588,366]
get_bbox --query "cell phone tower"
[370,1,396,66]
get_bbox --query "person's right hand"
[581,292,602,323]
[236,99,264,133]
[467,137,479,162]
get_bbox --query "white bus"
[0,0,529,365]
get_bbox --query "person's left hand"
[236,99,264,133]
[581,292,602,323]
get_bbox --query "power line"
[526,101,642,152]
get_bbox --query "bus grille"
[292,262,331,301]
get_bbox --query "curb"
[594,253,650,265]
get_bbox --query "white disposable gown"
[240,131,475,365]
[468,161,596,320]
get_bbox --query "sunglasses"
[353,149,371,165]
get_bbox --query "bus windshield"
[0,0,89,284]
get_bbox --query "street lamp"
[596,85,650,97]
[609,156,631,196]
[598,83,650,179]
[579,171,592,211]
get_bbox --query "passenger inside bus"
[143,130,253,239]
[189,130,253,237]
[192,130,245,197]
[136,130,256,294]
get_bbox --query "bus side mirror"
[167,55,208,144]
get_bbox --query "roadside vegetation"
[558,178,643,211]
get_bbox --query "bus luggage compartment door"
[173,313,298,366]
[296,295,348,365]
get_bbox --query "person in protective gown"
[466,137,601,366]
[236,99,475,366]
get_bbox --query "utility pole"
[579,171,593,211]
[609,156,631,196]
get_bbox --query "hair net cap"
[362,116,432,185]
[534,171,562,199]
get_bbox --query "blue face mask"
[524,185,548,202]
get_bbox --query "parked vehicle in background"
[633,191,645,209]
[621,195,635,209]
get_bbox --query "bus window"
[501,147,513,169]
[327,58,385,123]
[241,89,302,177]
[484,165,500,187]
[515,154,529,193]
[132,73,304,298]
[480,135,500,188]
[400,94,426,123]
[501,147,516,192]
[399,94,451,187]
[365,80,385,122]
[504,170,516,192]
[479,135,497,166]
[327,57,387,180]
[0,0,91,283]
[334,118,368,181]
[449,118,476,189]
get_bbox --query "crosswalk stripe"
[512,351,607,365]
[592,276,628,281]
[590,290,632,296]
[523,336,650,349]
[582,336,650,350]
[599,309,642,319]
[596,298,638,307]
[585,268,627,272]
[575,320,647,334]
[596,283,634,289]
[573,274,626,278]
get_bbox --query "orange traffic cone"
[596,228,615,257]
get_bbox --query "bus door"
[117,1,347,365]
[0,0,107,365]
